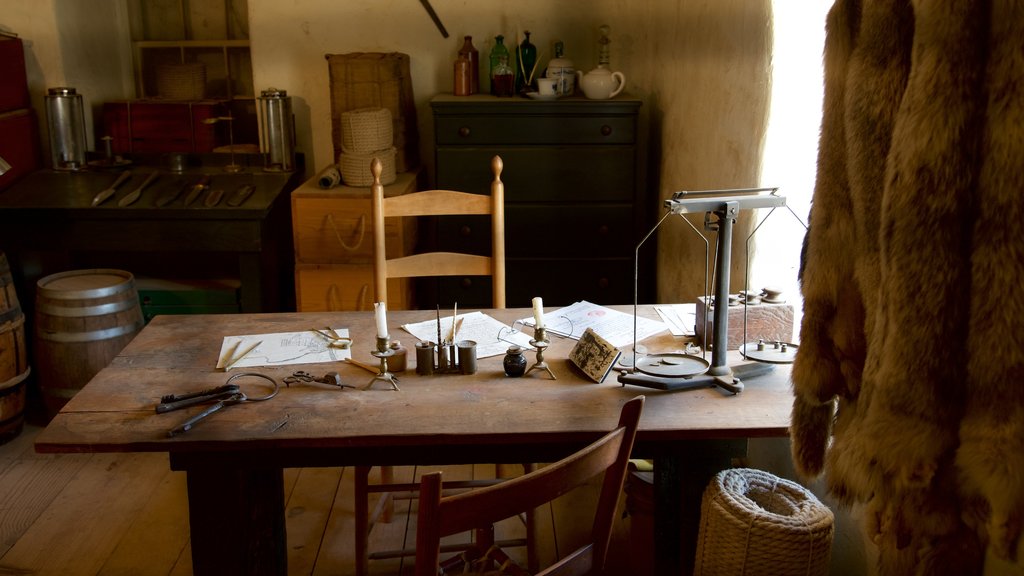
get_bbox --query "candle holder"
[365,335,400,390]
[525,326,556,380]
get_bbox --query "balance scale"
[618,187,804,394]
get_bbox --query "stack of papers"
[519,301,668,349]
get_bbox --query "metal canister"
[45,87,87,171]
[258,88,295,172]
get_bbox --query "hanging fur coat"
[791,0,1024,573]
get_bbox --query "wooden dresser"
[429,94,652,309]
[291,169,420,311]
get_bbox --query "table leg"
[185,466,287,576]
[653,439,746,576]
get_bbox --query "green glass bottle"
[489,35,512,96]
[515,31,537,94]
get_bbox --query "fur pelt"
[791,0,1024,573]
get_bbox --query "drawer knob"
[600,125,613,136]
[598,277,610,289]
[461,277,474,289]
[458,126,471,138]
[460,225,473,237]
[598,224,610,236]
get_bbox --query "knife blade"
[183,175,211,207]
[204,188,224,207]
[91,171,132,207]
[118,171,159,207]
[155,180,187,208]
[226,184,256,207]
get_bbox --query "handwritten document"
[519,301,668,348]
[402,311,533,359]
[218,328,352,369]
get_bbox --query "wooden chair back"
[371,155,506,308]
[414,396,645,576]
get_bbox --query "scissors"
[311,327,352,349]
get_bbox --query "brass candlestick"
[525,326,556,379]
[365,335,400,390]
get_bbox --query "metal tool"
[155,180,186,208]
[156,383,240,414]
[159,372,279,436]
[204,188,225,207]
[183,175,211,206]
[418,0,449,37]
[91,170,132,206]
[117,170,159,207]
[283,370,354,389]
[311,327,352,349]
[226,184,256,207]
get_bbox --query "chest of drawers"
[291,170,420,311]
[429,94,652,308]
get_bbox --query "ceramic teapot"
[576,66,625,100]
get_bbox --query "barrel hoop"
[37,269,135,300]
[41,386,80,399]
[0,411,25,429]
[0,367,30,394]
[37,320,142,343]
[0,304,24,325]
[36,298,138,317]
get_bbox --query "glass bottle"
[489,35,512,96]
[457,36,479,95]
[515,31,537,94]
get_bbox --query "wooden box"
[0,37,29,113]
[295,264,411,312]
[0,109,41,191]
[326,52,419,172]
[695,296,794,350]
[292,195,415,263]
[102,100,228,154]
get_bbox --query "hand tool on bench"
[118,170,159,207]
[158,372,279,436]
[91,170,132,206]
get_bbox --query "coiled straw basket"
[694,468,834,576]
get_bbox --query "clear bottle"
[457,36,479,95]
[489,35,512,96]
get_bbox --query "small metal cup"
[415,341,435,375]
[457,340,477,375]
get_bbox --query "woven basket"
[341,107,393,153]
[694,468,834,576]
[339,147,396,187]
[157,63,206,100]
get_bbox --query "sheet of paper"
[655,303,696,336]
[401,310,533,359]
[519,300,668,348]
[217,328,352,369]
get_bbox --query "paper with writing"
[217,328,352,369]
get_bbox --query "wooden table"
[34,307,792,576]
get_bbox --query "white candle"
[374,302,388,339]
[532,297,545,329]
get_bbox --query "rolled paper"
[374,302,388,339]
[532,297,545,329]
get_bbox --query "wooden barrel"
[34,269,144,419]
[0,252,29,442]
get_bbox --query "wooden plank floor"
[0,424,592,576]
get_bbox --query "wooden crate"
[295,263,412,312]
[326,52,419,172]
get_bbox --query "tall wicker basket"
[694,468,834,576]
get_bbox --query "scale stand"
[618,187,787,394]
